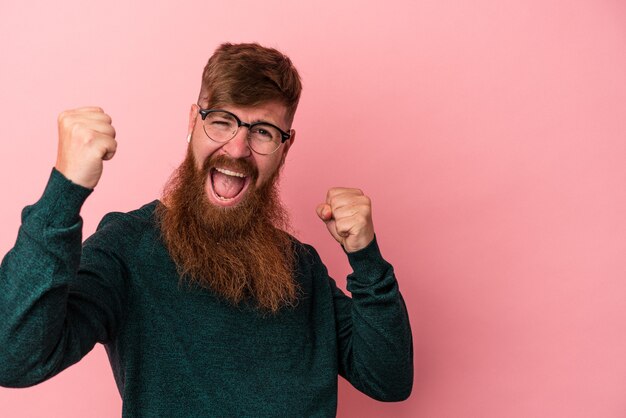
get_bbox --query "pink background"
[1,0,625,417]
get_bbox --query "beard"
[155,148,299,314]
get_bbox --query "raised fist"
[316,187,375,253]
[55,107,117,189]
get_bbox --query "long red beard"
[155,149,298,313]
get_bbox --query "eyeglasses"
[198,109,291,155]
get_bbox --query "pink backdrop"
[1,1,625,417]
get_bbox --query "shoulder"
[97,200,160,230]
[85,200,161,248]
[287,235,325,270]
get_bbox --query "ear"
[187,104,199,137]
[279,129,296,167]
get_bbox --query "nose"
[221,126,252,158]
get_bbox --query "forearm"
[337,237,414,401]
[0,169,91,387]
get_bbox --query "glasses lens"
[249,124,281,154]
[203,111,237,142]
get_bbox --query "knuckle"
[60,115,77,130]
[327,187,342,197]
[69,123,81,136]
[70,123,83,136]
[335,217,350,230]
[98,142,109,154]
[75,125,94,142]
[84,132,96,143]
[335,224,346,235]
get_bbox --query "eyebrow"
[214,107,285,130]
[250,118,276,125]
[250,118,284,130]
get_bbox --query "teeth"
[215,167,246,178]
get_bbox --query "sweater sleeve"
[0,169,127,388]
[329,237,413,401]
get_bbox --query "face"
[187,101,295,209]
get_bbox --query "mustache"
[202,154,259,181]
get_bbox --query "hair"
[198,42,303,125]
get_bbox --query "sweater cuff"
[35,168,93,226]
[345,235,388,278]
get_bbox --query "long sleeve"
[0,169,126,387]
[328,237,414,401]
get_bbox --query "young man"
[0,43,413,417]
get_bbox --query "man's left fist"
[316,187,375,253]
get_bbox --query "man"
[0,43,413,417]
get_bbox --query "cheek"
[255,158,282,185]
[192,142,219,169]
[191,147,204,169]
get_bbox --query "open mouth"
[208,167,251,206]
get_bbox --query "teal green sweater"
[0,169,413,417]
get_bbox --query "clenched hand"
[55,107,117,189]
[316,187,375,253]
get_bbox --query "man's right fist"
[55,107,117,189]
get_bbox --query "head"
[157,42,303,314]
[191,42,302,208]
[198,42,302,125]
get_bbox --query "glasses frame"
[198,108,292,155]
